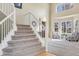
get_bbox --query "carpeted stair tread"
[3,45,44,56]
[2,25,44,56]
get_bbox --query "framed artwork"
[14,3,22,9]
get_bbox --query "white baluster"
[0,3,2,10]
[1,24,3,41]
[0,25,2,43]
[4,3,5,14]
[0,4,1,10]
[7,3,9,15]
[3,22,5,38]
[7,19,9,33]
[5,3,8,15]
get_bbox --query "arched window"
[56,3,74,13]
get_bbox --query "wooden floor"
[37,51,56,56]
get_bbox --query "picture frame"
[14,3,22,9]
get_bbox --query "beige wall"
[16,3,49,25]
[48,3,56,38]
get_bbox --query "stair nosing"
[8,38,38,43]
[12,34,36,37]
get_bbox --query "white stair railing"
[0,3,14,16]
[0,3,16,55]
[25,12,47,47]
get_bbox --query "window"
[56,4,64,13]
[56,3,74,13]
[54,22,59,32]
[62,22,66,33]
[62,21,72,33]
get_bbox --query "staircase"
[2,25,45,56]
[0,4,46,56]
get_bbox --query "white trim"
[30,25,45,47]
[54,13,79,19]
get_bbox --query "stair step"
[12,35,36,40]
[17,25,30,28]
[3,44,44,56]
[8,39,40,47]
[15,31,34,34]
[8,38,38,43]
[15,32,34,35]
[3,42,41,53]
[8,40,41,48]
[12,35,37,40]
[17,27,31,29]
[12,36,36,40]
[17,28,32,31]
[8,38,39,45]
[12,34,36,38]
[17,27,32,30]
[17,24,30,27]
[19,48,45,56]
[15,30,33,33]
[8,41,41,48]
[14,33,35,36]
[3,48,44,56]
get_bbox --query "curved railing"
[24,12,47,47]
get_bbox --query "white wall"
[16,3,49,25]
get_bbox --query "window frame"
[56,3,74,13]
